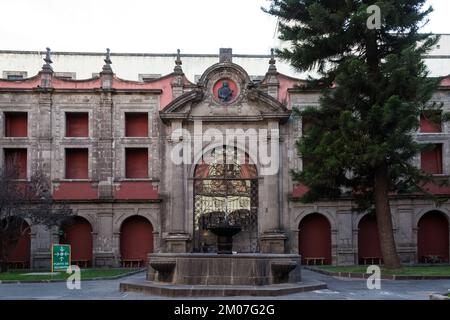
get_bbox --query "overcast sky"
[0,0,448,54]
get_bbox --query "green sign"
[52,244,71,271]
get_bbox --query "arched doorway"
[193,146,258,253]
[358,214,382,265]
[60,216,93,267]
[418,211,449,263]
[6,219,31,269]
[298,213,332,265]
[120,215,153,267]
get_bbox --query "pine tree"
[264,0,449,269]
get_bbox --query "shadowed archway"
[418,211,449,263]
[120,215,153,267]
[298,213,332,265]
[60,216,93,267]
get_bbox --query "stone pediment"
[160,61,291,123]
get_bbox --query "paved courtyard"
[0,269,448,300]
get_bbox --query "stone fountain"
[120,212,326,296]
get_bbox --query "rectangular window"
[54,72,76,80]
[138,74,161,82]
[420,112,442,133]
[66,112,89,137]
[65,148,88,179]
[7,75,24,80]
[125,148,148,178]
[125,113,148,137]
[421,144,443,174]
[4,148,27,179]
[3,71,27,80]
[5,112,28,137]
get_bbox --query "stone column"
[336,209,355,265]
[30,225,56,270]
[396,204,415,263]
[97,92,114,199]
[163,120,190,252]
[93,210,115,267]
[260,121,286,253]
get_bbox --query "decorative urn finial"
[174,49,183,74]
[42,47,53,72]
[102,48,113,73]
[268,48,277,73]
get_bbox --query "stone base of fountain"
[120,253,327,297]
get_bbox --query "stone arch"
[60,216,93,266]
[414,208,450,228]
[298,212,332,265]
[113,211,158,234]
[295,209,337,231]
[120,215,154,266]
[417,210,449,263]
[74,212,98,235]
[357,214,382,264]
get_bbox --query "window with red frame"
[4,148,27,179]
[421,144,443,174]
[65,148,88,179]
[420,112,442,133]
[125,113,148,137]
[66,113,89,137]
[4,112,27,137]
[125,148,148,178]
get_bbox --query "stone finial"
[174,49,183,74]
[268,48,277,73]
[219,48,232,63]
[102,48,113,73]
[42,47,53,72]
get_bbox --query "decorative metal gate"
[193,146,258,253]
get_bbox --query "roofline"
[0,49,272,59]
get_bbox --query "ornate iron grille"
[193,147,258,253]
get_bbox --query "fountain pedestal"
[208,224,241,254]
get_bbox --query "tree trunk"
[374,165,402,270]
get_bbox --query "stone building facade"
[0,48,449,269]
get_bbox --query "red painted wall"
[53,182,98,200]
[66,113,88,137]
[120,216,153,262]
[4,148,27,179]
[125,148,148,178]
[8,221,30,264]
[125,113,148,137]
[65,149,88,179]
[292,184,309,198]
[298,213,332,264]
[114,181,158,200]
[418,211,449,262]
[420,114,441,133]
[5,112,27,137]
[358,215,382,263]
[421,144,443,174]
[61,217,93,263]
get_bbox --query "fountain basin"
[149,260,176,282]
[208,225,242,254]
[146,253,301,286]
